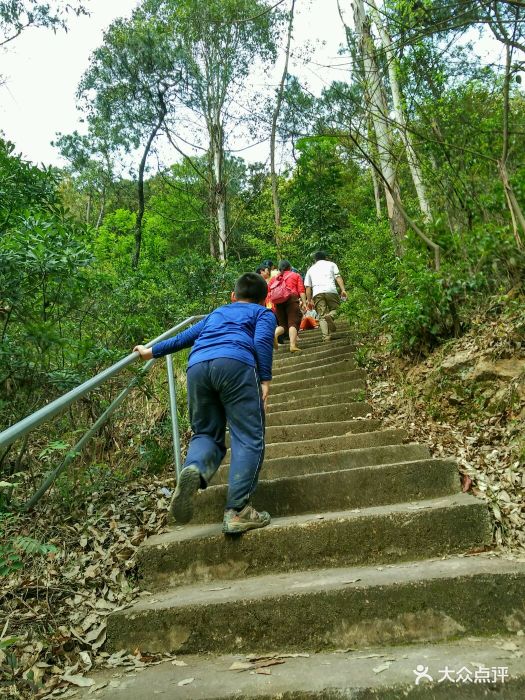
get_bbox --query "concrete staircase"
[103,326,525,697]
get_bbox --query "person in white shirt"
[304,250,347,341]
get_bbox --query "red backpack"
[268,272,292,305]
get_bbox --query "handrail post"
[166,355,182,479]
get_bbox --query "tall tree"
[270,0,295,255]
[78,9,182,268]
[55,119,115,229]
[368,0,432,222]
[150,0,282,261]
[344,0,407,250]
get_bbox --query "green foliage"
[0,1,88,47]
[288,137,351,260]
[350,227,525,356]
[0,139,95,426]
[0,514,57,577]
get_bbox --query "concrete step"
[138,494,489,591]
[266,401,371,426]
[280,336,353,353]
[263,418,382,444]
[223,427,406,465]
[107,555,525,655]
[276,335,353,353]
[272,357,357,384]
[285,328,352,344]
[187,457,459,525]
[273,348,355,376]
[267,427,405,459]
[267,379,366,408]
[226,417,381,449]
[271,369,367,396]
[273,342,355,369]
[76,635,525,699]
[267,388,364,414]
[211,443,431,490]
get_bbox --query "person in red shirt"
[270,260,307,353]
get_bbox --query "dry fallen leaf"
[254,659,285,669]
[204,586,231,592]
[373,661,392,674]
[61,674,95,687]
[278,653,310,658]
[177,677,195,687]
[229,661,253,671]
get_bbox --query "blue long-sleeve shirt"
[152,302,277,381]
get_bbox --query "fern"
[0,516,58,577]
[13,536,58,556]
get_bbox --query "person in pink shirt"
[270,260,307,353]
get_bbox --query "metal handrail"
[0,315,205,509]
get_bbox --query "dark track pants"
[184,358,265,511]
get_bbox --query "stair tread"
[259,440,428,466]
[123,554,525,612]
[188,457,461,524]
[77,635,525,700]
[264,426,403,448]
[264,418,381,436]
[272,357,356,381]
[222,427,406,464]
[271,371,367,395]
[267,399,371,416]
[143,493,483,549]
[268,395,366,412]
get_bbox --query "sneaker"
[222,504,271,534]
[170,465,201,524]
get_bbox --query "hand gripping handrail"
[0,315,205,509]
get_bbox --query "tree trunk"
[86,191,92,226]
[346,130,441,270]
[349,0,407,252]
[371,164,382,218]
[95,187,106,230]
[210,118,227,262]
[132,102,167,269]
[499,159,525,248]
[369,0,432,222]
[270,0,295,255]
[498,42,524,248]
[209,224,217,258]
[368,118,382,218]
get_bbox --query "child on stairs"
[133,273,276,534]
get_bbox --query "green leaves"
[0,1,89,48]
[0,513,58,577]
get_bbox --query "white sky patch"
[0,0,139,165]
